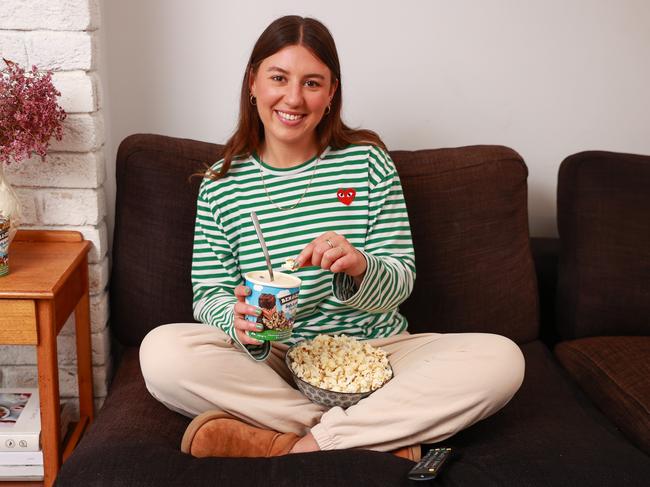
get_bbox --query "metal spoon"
[250,211,274,281]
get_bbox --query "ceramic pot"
[0,163,21,276]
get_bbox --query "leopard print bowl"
[284,344,393,409]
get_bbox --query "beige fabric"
[140,324,525,452]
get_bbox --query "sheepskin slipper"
[181,410,300,458]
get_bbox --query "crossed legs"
[140,324,525,454]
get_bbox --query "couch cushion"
[111,135,221,346]
[55,341,650,487]
[393,146,538,343]
[555,336,650,455]
[557,150,650,339]
[112,135,538,346]
[56,348,415,487]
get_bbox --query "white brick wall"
[0,0,99,31]
[0,0,110,419]
[6,150,106,188]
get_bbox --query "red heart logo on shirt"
[337,188,356,205]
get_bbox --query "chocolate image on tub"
[256,293,291,331]
[258,293,276,310]
[255,293,274,325]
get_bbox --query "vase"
[0,163,22,276]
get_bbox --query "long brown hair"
[206,15,386,180]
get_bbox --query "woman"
[140,15,525,460]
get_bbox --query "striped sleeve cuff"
[221,307,271,361]
[195,297,271,361]
[332,251,382,312]
[235,334,271,361]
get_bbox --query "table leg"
[36,300,61,487]
[74,255,94,423]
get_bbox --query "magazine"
[0,464,44,480]
[0,449,43,466]
[0,398,73,482]
[0,388,40,452]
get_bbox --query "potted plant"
[0,58,66,276]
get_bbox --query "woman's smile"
[274,109,306,125]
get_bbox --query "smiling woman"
[250,47,336,165]
[204,15,386,180]
[139,14,525,467]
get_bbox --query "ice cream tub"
[244,270,301,341]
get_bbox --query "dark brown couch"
[54,135,650,486]
[553,151,650,456]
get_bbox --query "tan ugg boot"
[180,410,301,458]
[391,444,421,461]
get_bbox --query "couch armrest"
[557,151,650,339]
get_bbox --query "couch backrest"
[392,146,538,343]
[111,134,216,346]
[111,134,538,346]
[557,150,650,339]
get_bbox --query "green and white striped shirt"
[192,144,415,361]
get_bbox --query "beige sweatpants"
[139,324,525,452]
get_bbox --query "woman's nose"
[283,81,303,106]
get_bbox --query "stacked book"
[0,388,74,481]
[0,388,42,481]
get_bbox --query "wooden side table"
[0,230,94,487]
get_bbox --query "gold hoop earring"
[249,93,257,106]
[325,104,331,115]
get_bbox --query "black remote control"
[407,447,453,481]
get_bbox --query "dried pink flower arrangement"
[0,58,66,165]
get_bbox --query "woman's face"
[250,45,338,153]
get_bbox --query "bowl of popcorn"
[285,335,393,408]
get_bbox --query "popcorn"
[282,257,299,272]
[287,335,392,393]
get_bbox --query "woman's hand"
[233,285,264,346]
[295,232,367,284]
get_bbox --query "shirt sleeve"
[332,146,416,312]
[192,180,270,361]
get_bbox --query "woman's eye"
[304,80,321,88]
[271,75,285,82]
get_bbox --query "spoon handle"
[250,211,274,281]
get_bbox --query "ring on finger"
[326,238,334,249]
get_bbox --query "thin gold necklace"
[258,154,321,211]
